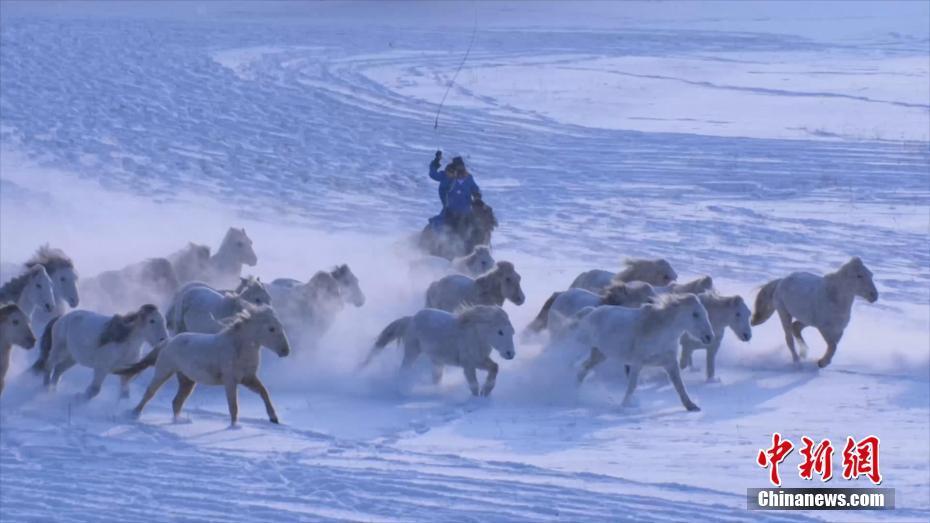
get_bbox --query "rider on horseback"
[428,151,481,233]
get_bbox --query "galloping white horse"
[751,257,878,368]
[362,305,515,397]
[37,304,168,400]
[425,261,525,312]
[268,265,365,343]
[168,228,258,288]
[24,246,79,327]
[1,304,37,395]
[572,293,714,411]
[0,265,56,321]
[544,282,657,336]
[168,277,271,334]
[126,306,290,425]
[570,258,677,293]
[679,293,752,381]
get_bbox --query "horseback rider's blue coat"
[443,176,480,215]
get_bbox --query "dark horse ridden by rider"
[419,151,497,260]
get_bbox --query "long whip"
[433,4,478,130]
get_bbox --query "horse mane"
[222,304,273,332]
[307,271,341,300]
[0,265,45,303]
[455,304,505,326]
[140,258,178,284]
[25,245,74,273]
[0,303,23,323]
[649,292,697,311]
[602,280,655,306]
[99,304,157,346]
[619,257,668,278]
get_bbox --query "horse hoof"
[817,359,830,368]
[269,417,279,424]
[686,404,701,412]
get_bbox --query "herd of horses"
[0,221,878,424]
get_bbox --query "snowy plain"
[0,1,928,522]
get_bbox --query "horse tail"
[113,343,162,379]
[526,291,561,332]
[30,316,60,374]
[751,279,781,326]
[359,316,411,369]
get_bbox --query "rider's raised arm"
[429,151,444,181]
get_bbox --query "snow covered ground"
[1,2,928,521]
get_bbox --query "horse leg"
[620,363,642,407]
[792,321,810,359]
[477,357,499,397]
[776,307,800,363]
[705,342,720,382]
[679,345,693,370]
[224,379,239,426]
[81,367,108,401]
[131,367,174,419]
[400,339,421,370]
[171,373,197,422]
[463,366,480,396]
[577,347,605,384]
[817,328,842,368]
[50,357,76,389]
[0,345,11,395]
[431,364,444,385]
[664,362,700,412]
[242,375,279,424]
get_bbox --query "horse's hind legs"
[577,347,605,384]
[171,373,197,422]
[776,308,800,363]
[621,363,642,408]
[81,368,107,402]
[50,357,76,389]
[791,321,810,359]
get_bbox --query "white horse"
[425,261,525,312]
[751,257,878,368]
[24,246,80,327]
[168,276,271,334]
[126,306,290,425]
[168,228,257,288]
[36,304,168,400]
[679,293,752,381]
[1,304,37,395]
[81,258,179,313]
[411,245,496,278]
[570,258,677,293]
[362,305,515,397]
[268,265,365,343]
[544,282,658,336]
[0,265,56,321]
[572,293,714,411]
